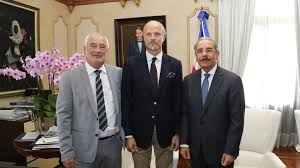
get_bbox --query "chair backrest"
[239,108,282,154]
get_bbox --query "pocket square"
[167,72,176,78]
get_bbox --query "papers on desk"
[21,131,39,141]
[32,126,60,150]
[0,109,29,121]
[32,138,59,150]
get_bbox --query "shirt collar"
[201,64,217,76]
[146,50,163,63]
[85,62,107,76]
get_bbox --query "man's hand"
[170,134,179,151]
[221,153,235,167]
[180,147,191,160]
[63,158,77,168]
[126,137,138,153]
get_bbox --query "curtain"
[294,0,300,148]
[296,0,300,80]
[218,0,256,77]
[243,0,298,147]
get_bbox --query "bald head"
[143,20,166,36]
[143,20,166,56]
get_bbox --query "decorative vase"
[34,117,56,134]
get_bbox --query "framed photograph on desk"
[0,0,39,97]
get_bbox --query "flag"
[192,10,210,72]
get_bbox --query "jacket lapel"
[201,66,224,118]
[140,53,154,98]
[134,41,139,54]
[158,54,169,90]
[79,64,97,116]
[192,70,204,114]
[105,64,119,115]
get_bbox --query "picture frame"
[114,15,167,67]
[0,0,39,97]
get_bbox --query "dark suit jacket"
[127,40,145,58]
[122,53,182,149]
[181,66,245,166]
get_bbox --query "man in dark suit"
[180,38,245,168]
[127,27,145,58]
[122,20,182,168]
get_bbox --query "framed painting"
[114,15,167,67]
[0,0,39,97]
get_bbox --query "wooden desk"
[0,118,30,165]
[13,133,62,167]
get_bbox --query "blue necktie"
[202,73,210,105]
[95,70,108,131]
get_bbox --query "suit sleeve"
[56,73,75,161]
[224,76,245,157]
[180,77,189,145]
[121,60,133,136]
[173,61,183,134]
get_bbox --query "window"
[243,0,297,107]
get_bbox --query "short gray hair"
[194,37,218,52]
[83,32,109,49]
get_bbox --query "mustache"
[149,41,158,44]
[200,58,210,61]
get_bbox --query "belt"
[99,132,118,141]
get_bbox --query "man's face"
[84,36,108,68]
[135,29,143,41]
[195,39,219,72]
[143,23,165,53]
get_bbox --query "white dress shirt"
[146,50,163,84]
[201,64,217,89]
[85,62,118,138]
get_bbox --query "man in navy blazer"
[180,38,245,168]
[122,20,182,168]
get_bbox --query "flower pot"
[34,117,56,134]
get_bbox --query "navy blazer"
[181,66,245,167]
[122,53,182,148]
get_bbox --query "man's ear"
[162,34,167,43]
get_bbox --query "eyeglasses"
[144,32,162,38]
[195,48,216,54]
[88,44,106,50]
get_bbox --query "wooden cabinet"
[0,118,30,165]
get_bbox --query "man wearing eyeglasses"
[57,32,123,168]
[122,20,182,168]
[180,38,245,168]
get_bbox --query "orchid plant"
[0,48,85,118]
[21,48,85,91]
[0,67,26,80]
[0,48,85,90]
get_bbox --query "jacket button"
[152,115,155,119]
[95,133,98,136]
